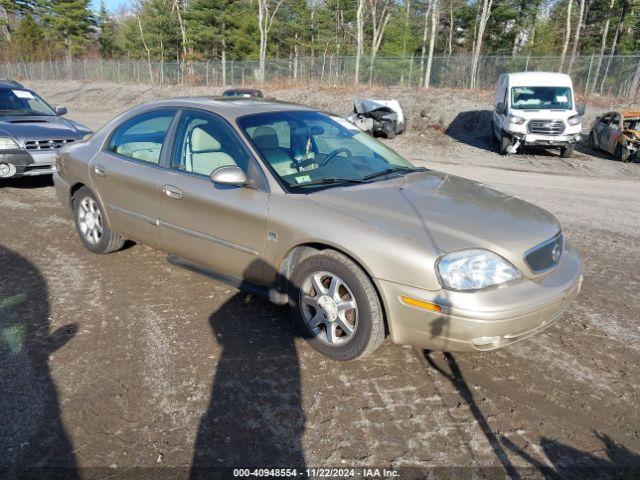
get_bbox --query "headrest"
[252,126,279,150]
[191,126,221,152]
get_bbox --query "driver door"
[157,109,269,283]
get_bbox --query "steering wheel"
[319,148,352,167]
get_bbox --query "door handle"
[93,164,107,177]
[162,184,183,200]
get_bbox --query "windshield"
[623,118,640,130]
[511,86,573,110]
[0,88,56,116]
[238,111,417,189]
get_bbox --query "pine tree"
[97,0,119,58]
[47,0,94,61]
[15,12,44,61]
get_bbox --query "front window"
[623,117,640,131]
[238,111,419,189]
[0,88,56,116]
[510,86,573,110]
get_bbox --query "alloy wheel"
[77,196,103,245]
[300,271,358,345]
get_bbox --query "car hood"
[623,129,639,139]
[0,115,91,144]
[307,171,560,261]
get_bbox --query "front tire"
[615,144,631,162]
[499,132,510,155]
[73,187,125,254]
[288,250,385,361]
[560,146,574,158]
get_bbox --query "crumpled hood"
[308,171,560,262]
[623,129,639,140]
[0,115,91,145]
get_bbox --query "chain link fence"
[1,55,639,98]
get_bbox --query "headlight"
[0,137,20,150]
[437,249,521,291]
[508,114,526,125]
[567,115,581,126]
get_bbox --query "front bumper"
[376,241,583,352]
[509,131,582,147]
[0,149,58,178]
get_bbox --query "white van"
[492,72,584,158]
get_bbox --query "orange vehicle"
[589,110,640,162]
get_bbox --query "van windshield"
[511,86,572,110]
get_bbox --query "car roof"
[621,110,640,118]
[506,72,574,87]
[133,97,318,120]
[0,79,25,89]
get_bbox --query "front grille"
[527,120,565,136]
[525,233,564,273]
[25,138,76,151]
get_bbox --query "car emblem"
[551,243,562,263]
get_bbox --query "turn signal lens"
[401,296,442,312]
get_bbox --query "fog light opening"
[0,162,16,178]
[400,296,442,313]
[472,335,501,347]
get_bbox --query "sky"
[90,0,131,12]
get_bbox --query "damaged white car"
[348,98,405,139]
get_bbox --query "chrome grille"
[525,233,563,273]
[25,139,76,150]
[527,120,565,136]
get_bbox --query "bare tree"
[558,0,573,72]
[419,0,433,81]
[469,0,493,89]
[368,0,393,85]
[567,0,585,74]
[424,0,438,88]
[137,14,154,83]
[354,0,365,83]
[257,0,285,83]
[600,0,629,93]
[588,0,615,93]
[447,0,454,57]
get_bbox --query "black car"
[222,88,264,98]
[0,80,92,179]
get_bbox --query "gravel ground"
[1,82,639,479]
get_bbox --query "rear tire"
[288,250,385,361]
[560,146,574,158]
[73,187,125,254]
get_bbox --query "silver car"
[54,98,582,360]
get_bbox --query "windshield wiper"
[362,166,427,181]
[289,177,367,188]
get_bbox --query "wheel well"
[277,243,390,336]
[68,182,85,210]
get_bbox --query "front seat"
[251,126,296,176]
[190,126,237,175]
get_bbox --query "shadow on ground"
[0,176,53,189]
[425,350,640,479]
[0,245,78,479]
[190,259,306,479]
[445,110,495,150]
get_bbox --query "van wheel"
[560,146,574,158]
[589,132,597,150]
[73,187,125,254]
[499,133,510,155]
[288,250,385,361]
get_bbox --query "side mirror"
[55,106,68,116]
[576,103,586,116]
[495,102,507,115]
[210,165,247,186]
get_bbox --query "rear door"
[594,113,611,149]
[90,108,177,247]
[157,109,269,284]
[603,113,622,154]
